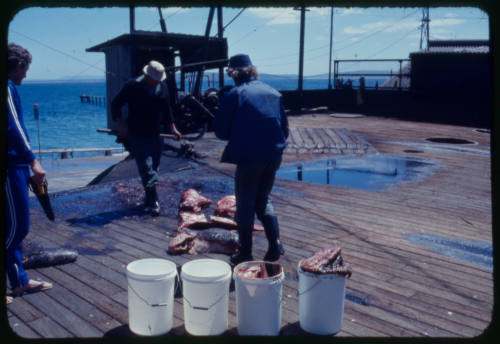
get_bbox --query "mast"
[419,7,430,50]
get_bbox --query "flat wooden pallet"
[6,115,493,339]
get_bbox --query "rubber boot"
[230,228,253,266]
[262,216,284,262]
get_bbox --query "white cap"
[142,60,166,82]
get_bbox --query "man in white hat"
[112,60,181,215]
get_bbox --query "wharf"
[5,114,493,339]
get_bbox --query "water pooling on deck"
[276,154,438,191]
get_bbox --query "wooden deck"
[5,114,493,338]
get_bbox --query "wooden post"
[34,104,41,162]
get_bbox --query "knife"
[28,177,55,221]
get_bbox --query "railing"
[37,147,124,159]
[333,59,411,90]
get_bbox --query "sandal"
[12,279,53,297]
[6,296,13,304]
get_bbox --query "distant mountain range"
[26,70,394,83]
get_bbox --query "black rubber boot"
[231,228,253,266]
[262,216,285,262]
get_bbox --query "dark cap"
[228,54,254,70]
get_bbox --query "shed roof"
[86,30,227,53]
[413,39,490,55]
[86,31,228,70]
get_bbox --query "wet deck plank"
[6,114,492,338]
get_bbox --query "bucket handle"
[183,290,227,311]
[128,274,180,308]
[296,278,322,297]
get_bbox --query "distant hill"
[25,69,394,84]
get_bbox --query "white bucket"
[233,261,285,336]
[298,263,347,335]
[126,258,178,336]
[181,259,232,335]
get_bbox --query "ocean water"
[18,80,118,158]
[17,76,386,159]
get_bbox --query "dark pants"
[129,136,163,206]
[234,158,282,255]
[5,166,31,289]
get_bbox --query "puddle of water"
[404,233,492,270]
[276,154,436,191]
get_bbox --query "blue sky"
[8,6,489,80]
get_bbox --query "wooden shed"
[86,30,228,131]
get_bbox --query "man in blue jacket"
[6,43,52,303]
[215,54,289,265]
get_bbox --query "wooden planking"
[7,114,492,338]
[284,127,374,154]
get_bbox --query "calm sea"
[17,76,385,159]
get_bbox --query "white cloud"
[344,19,420,35]
[162,7,191,15]
[315,35,327,41]
[431,18,465,27]
[309,8,330,17]
[247,7,299,25]
[339,8,364,16]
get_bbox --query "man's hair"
[8,43,32,72]
[227,66,258,84]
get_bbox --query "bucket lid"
[181,259,231,282]
[126,258,177,280]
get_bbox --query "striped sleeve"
[7,84,35,164]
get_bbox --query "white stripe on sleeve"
[7,86,31,150]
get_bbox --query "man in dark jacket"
[112,60,181,216]
[215,54,289,265]
[7,43,52,303]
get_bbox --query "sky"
[7,6,490,80]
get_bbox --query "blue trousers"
[234,158,281,254]
[128,136,163,206]
[5,166,31,289]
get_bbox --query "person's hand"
[171,124,182,141]
[115,118,128,137]
[30,159,46,189]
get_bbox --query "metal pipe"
[328,7,334,90]
[158,7,167,33]
[193,7,215,97]
[129,6,135,33]
[217,6,224,88]
[298,7,306,92]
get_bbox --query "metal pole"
[298,7,306,92]
[158,7,167,33]
[217,6,224,88]
[328,7,334,90]
[129,6,135,33]
[193,7,215,97]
